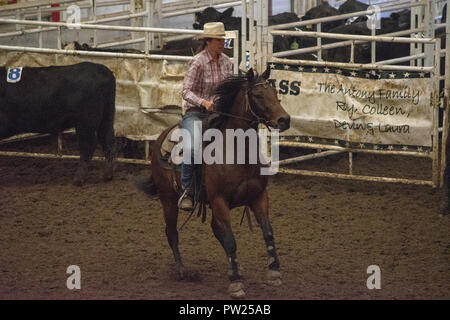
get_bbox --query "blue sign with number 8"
[7,67,23,83]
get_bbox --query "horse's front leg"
[210,197,245,299]
[250,190,282,287]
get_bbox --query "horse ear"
[246,68,255,81]
[262,67,271,80]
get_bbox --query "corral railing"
[267,1,430,67]
[0,17,239,164]
[0,16,239,61]
[1,0,450,187]
[0,0,248,50]
[245,0,449,189]
[0,0,142,48]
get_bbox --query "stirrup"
[178,189,194,211]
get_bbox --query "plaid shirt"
[182,49,233,110]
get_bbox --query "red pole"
[51,4,60,22]
[268,0,272,16]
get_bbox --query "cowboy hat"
[197,22,226,39]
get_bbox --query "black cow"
[322,21,371,63]
[193,7,248,60]
[322,9,412,64]
[269,12,301,25]
[64,41,142,54]
[374,10,410,64]
[268,12,301,53]
[193,7,299,53]
[294,3,413,63]
[296,0,358,62]
[194,6,300,29]
[287,2,342,61]
[301,1,342,32]
[65,40,210,58]
[193,7,247,33]
[149,38,202,56]
[386,9,410,30]
[0,62,116,185]
[193,7,234,30]
[338,0,368,15]
[338,0,369,24]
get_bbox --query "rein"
[211,81,272,131]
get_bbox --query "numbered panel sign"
[7,67,23,83]
[225,38,232,49]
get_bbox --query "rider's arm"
[182,59,205,108]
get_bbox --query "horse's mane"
[213,73,258,113]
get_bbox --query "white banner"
[269,63,435,151]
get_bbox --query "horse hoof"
[176,266,187,280]
[228,281,246,299]
[266,270,282,287]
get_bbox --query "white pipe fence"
[0,0,249,51]
[261,0,447,188]
[270,1,428,31]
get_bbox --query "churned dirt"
[0,134,449,300]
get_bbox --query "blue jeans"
[181,111,206,191]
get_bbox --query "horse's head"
[245,68,291,132]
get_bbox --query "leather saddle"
[158,112,222,171]
[160,124,182,171]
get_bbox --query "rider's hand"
[202,100,215,111]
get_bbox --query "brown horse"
[150,67,290,298]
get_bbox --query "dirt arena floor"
[0,135,449,300]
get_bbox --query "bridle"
[211,80,273,131]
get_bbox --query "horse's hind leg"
[249,190,282,287]
[210,197,246,299]
[161,194,186,279]
[74,125,97,186]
